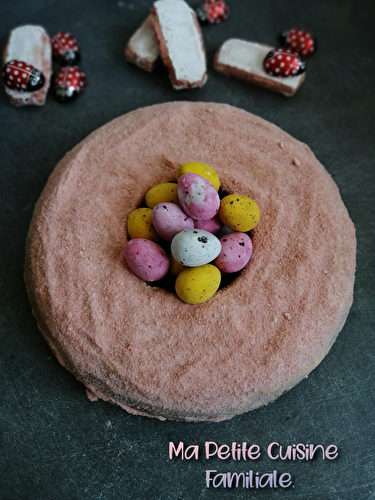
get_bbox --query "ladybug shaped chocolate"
[54,66,86,101]
[51,31,80,65]
[280,29,316,58]
[263,50,306,78]
[2,60,45,92]
[196,0,229,25]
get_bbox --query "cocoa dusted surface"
[1,0,374,499]
[25,102,355,422]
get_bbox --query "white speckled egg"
[177,173,220,221]
[171,229,221,267]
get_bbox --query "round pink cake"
[24,102,356,421]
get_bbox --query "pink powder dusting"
[25,102,356,421]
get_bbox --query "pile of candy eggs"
[124,162,260,304]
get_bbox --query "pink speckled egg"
[152,203,194,242]
[194,213,223,234]
[124,239,169,281]
[177,173,220,221]
[214,232,253,273]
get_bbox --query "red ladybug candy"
[281,29,316,58]
[54,66,86,101]
[51,31,80,65]
[196,0,229,25]
[2,60,45,92]
[263,50,306,78]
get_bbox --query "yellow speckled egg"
[127,208,161,242]
[219,194,260,232]
[175,264,221,304]
[170,255,186,276]
[177,162,220,191]
[145,183,179,208]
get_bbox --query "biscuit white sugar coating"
[152,0,207,89]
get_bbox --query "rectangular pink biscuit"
[125,15,160,73]
[3,25,52,106]
[214,39,305,97]
[152,0,207,90]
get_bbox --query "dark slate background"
[1,0,374,499]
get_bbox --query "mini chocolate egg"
[175,264,221,304]
[145,182,179,208]
[177,162,220,191]
[219,194,260,232]
[171,229,221,267]
[178,173,220,221]
[127,208,161,242]
[170,255,186,276]
[152,203,194,241]
[194,214,222,234]
[214,232,253,273]
[124,239,169,281]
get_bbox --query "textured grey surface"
[0,0,374,499]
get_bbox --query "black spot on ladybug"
[265,50,277,60]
